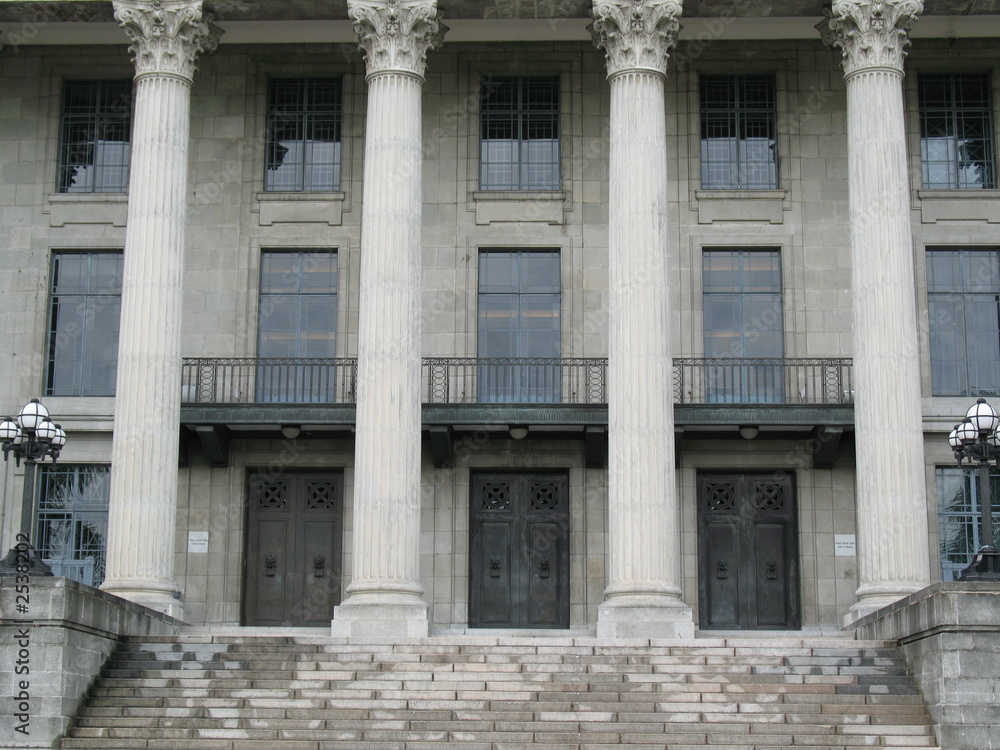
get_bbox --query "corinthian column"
[101,0,220,617]
[591,0,693,638]
[331,0,444,638]
[821,0,930,621]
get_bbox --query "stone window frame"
[248,55,358,219]
[679,58,794,224]
[458,51,580,218]
[906,56,1000,220]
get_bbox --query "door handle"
[264,554,277,577]
[489,556,501,578]
[313,555,325,577]
[766,558,778,580]
[717,558,729,579]
[539,557,550,579]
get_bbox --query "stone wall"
[853,583,1000,750]
[0,576,181,749]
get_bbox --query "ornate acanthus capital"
[589,0,682,79]
[113,0,222,82]
[348,0,446,80]
[819,0,922,77]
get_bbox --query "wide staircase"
[60,634,939,750]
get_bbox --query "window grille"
[265,78,342,192]
[919,73,996,189]
[937,466,1000,581]
[700,74,778,190]
[58,80,132,193]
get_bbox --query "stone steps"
[59,634,940,750]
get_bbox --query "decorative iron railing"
[181,358,358,405]
[673,357,854,405]
[180,357,853,407]
[421,358,607,405]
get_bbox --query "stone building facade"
[0,0,998,637]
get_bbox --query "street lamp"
[0,398,67,576]
[948,397,1000,581]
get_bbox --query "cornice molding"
[348,0,446,80]
[113,0,222,82]
[819,0,922,77]
[589,0,682,79]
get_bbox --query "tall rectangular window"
[703,248,783,403]
[919,73,996,189]
[46,252,123,397]
[480,75,560,191]
[265,78,342,192]
[700,74,778,190]
[937,466,1000,581]
[478,249,560,402]
[257,250,338,402]
[927,248,1000,397]
[58,80,132,193]
[35,465,110,588]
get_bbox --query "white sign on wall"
[834,534,856,557]
[187,531,209,554]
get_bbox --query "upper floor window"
[257,250,339,403]
[265,78,342,192]
[702,248,784,403]
[927,247,1000,397]
[46,252,123,397]
[478,249,561,402]
[36,465,111,588]
[58,80,132,193]
[480,75,560,191]
[919,73,996,189]
[700,74,778,190]
[937,466,1000,581]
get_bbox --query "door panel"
[245,472,343,626]
[698,472,799,630]
[469,472,569,629]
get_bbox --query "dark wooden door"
[469,472,570,628]
[697,472,800,630]
[244,472,343,626]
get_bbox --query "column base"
[596,595,694,639]
[100,580,184,620]
[331,594,429,638]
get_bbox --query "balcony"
[179,357,853,465]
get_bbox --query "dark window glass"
[700,74,778,190]
[927,248,1000,396]
[703,249,783,403]
[480,75,560,191]
[35,465,110,588]
[265,78,342,192]
[919,73,996,189]
[58,80,132,193]
[478,250,560,402]
[257,251,338,402]
[46,252,123,397]
[937,467,1000,581]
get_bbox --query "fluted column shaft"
[332,0,443,637]
[591,0,692,638]
[102,0,219,617]
[822,0,931,619]
[349,69,425,599]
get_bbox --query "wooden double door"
[244,472,343,626]
[698,472,800,630]
[469,471,570,629]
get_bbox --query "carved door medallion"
[469,471,570,628]
[697,472,800,629]
[244,472,343,626]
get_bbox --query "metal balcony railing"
[180,357,853,408]
[422,357,608,405]
[181,358,358,405]
[673,357,854,405]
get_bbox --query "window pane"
[265,78,342,192]
[58,81,132,194]
[700,75,777,190]
[919,73,996,189]
[480,75,560,191]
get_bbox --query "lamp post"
[948,398,1000,581]
[0,398,67,576]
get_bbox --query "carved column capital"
[113,0,222,83]
[590,0,682,79]
[819,0,922,77]
[348,0,446,80]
